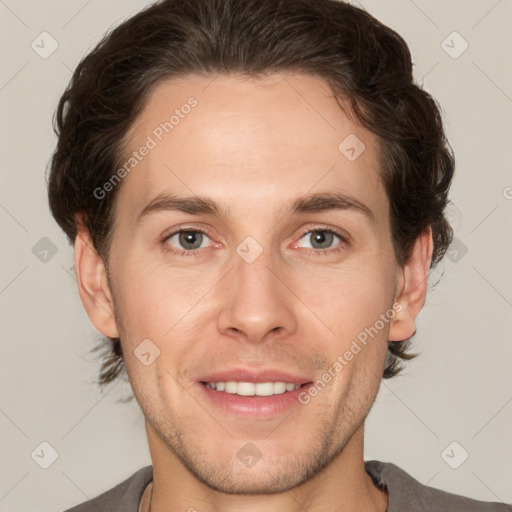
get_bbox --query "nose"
[216,247,298,344]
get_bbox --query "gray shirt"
[63,460,511,511]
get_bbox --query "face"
[98,73,405,493]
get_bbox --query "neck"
[144,422,388,512]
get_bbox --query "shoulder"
[365,460,512,511]
[62,465,153,512]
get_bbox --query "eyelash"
[161,226,348,258]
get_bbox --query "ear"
[388,227,433,342]
[74,219,119,339]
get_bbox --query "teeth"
[204,381,301,396]
[225,381,238,393]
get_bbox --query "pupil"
[312,231,332,248]
[180,231,201,249]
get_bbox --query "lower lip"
[198,382,313,418]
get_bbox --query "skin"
[74,72,433,512]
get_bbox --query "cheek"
[296,259,395,390]
[112,258,207,341]
[301,258,396,338]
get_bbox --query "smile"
[203,381,301,396]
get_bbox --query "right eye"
[163,229,212,256]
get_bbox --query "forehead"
[116,72,387,224]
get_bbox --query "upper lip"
[199,369,313,385]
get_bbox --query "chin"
[189,461,310,495]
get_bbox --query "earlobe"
[388,227,434,342]
[74,222,119,339]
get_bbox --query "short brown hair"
[47,0,454,388]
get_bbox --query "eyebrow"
[136,191,375,225]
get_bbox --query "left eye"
[297,229,344,250]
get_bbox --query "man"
[47,0,511,510]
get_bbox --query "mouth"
[196,370,314,418]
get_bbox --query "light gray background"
[1,0,511,511]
